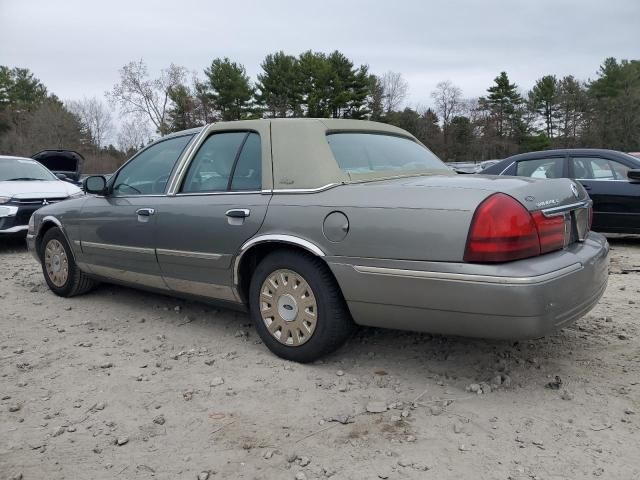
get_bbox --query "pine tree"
[204,58,253,121]
[484,71,523,138]
[530,75,560,138]
[255,52,302,117]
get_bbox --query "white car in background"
[0,155,83,235]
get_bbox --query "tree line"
[1,53,638,174]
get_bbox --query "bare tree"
[106,59,187,135]
[67,97,113,150]
[116,116,151,155]
[430,81,463,128]
[380,71,408,113]
[431,81,463,158]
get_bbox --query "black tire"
[249,250,355,363]
[40,227,96,297]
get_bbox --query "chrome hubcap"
[44,239,68,287]
[260,269,317,346]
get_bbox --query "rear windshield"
[327,133,448,175]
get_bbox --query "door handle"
[581,184,592,191]
[136,208,155,216]
[225,209,250,218]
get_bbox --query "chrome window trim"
[541,200,592,217]
[262,183,340,194]
[353,263,582,285]
[574,178,629,182]
[165,127,211,195]
[232,234,325,286]
[167,127,263,195]
[499,161,516,175]
[81,241,155,255]
[173,190,262,197]
[156,248,222,260]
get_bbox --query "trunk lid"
[31,150,83,182]
[397,174,589,212]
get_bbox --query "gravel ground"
[1,236,639,480]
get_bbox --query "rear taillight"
[531,211,565,254]
[464,193,540,262]
[464,193,567,263]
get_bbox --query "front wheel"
[40,227,97,297]
[249,251,354,363]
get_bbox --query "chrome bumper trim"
[0,225,28,233]
[353,263,583,285]
[541,200,591,217]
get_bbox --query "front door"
[154,130,270,302]
[78,133,195,288]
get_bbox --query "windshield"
[327,133,448,176]
[0,158,57,181]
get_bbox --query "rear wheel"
[249,251,354,363]
[41,227,96,297]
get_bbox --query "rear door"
[78,134,195,288]
[569,155,640,232]
[154,128,271,302]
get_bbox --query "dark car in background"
[32,150,84,185]
[483,149,640,234]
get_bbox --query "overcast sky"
[1,0,639,110]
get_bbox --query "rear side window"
[230,133,262,191]
[570,157,630,180]
[516,157,563,179]
[327,133,447,174]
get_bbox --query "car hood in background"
[0,180,81,198]
[31,150,83,180]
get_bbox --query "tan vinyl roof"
[200,118,441,191]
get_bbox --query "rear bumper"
[328,232,609,339]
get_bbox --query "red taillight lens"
[531,211,566,254]
[464,193,540,262]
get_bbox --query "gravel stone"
[366,401,387,413]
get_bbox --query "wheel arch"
[233,234,330,303]
[36,216,75,261]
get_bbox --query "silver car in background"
[27,119,609,362]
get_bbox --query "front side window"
[516,157,563,179]
[571,157,629,180]
[112,135,193,196]
[181,132,262,193]
[0,159,57,181]
[327,133,447,174]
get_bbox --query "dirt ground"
[1,236,639,480]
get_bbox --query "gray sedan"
[27,119,609,362]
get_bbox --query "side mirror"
[83,175,107,195]
[627,169,640,182]
[55,173,67,180]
